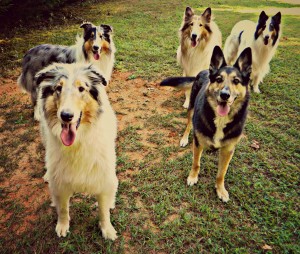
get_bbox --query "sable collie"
[18,22,116,120]
[177,6,222,108]
[36,63,118,240]
[161,46,252,202]
[224,11,281,93]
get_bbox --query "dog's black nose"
[191,34,197,40]
[61,111,74,122]
[265,35,270,40]
[220,90,230,101]
[93,45,99,51]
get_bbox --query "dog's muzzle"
[191,34,197,47]
[216,87,234,117]
[219,88,230,101]
[60,111,82,146]
[264,35,270,45]
[92,45,100,60]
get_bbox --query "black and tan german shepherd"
[160,45,252,202]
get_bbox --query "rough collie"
[161,46,252,201]
[36,63,118,240]
[177,6,222,108]
[224,11,281,93]
[18,22,116,120]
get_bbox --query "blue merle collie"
[17,22,115,120]
[224,11,281,93]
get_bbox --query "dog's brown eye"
[190,23,193,26]
[199,24,203,27]
[216,77,223,83]
[79,87,85,93]
[233,79,240,85]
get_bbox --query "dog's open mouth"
[60,112,82,146]
[216,100,235,117]
[93,50,100,60]
[191,38,197,47]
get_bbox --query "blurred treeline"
[0,0,85,35]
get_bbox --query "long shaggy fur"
[18,22,116,120]
[224,11,281,93]
[177,7,222,108]
[36,63,118,240]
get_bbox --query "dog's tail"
[160,77,195,89]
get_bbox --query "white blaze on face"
[58,79,83,146]
[92,27,102,60]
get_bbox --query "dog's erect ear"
[270,12,281,46]
[272,12,281,25]
[255,11,269,39]
[234,47,252,83]
[80,22,92,30]
[184,6,194,21]
[202,7,211,23]
[209,46,226,75]
[258,11,269,24]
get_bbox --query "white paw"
[56,221,70,237]
[183,101,189,109]
[216,187,229,202]
[110,201,115,210]
[180,137,189,147]
[253,87,261,93]
[100,223,117,241]
[187,175,198,186]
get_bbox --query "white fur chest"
[181,42,212,76]
[45,110,117,194]
[212,115,230,148]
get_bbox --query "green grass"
[0,0,299,253]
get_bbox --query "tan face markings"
[74,79,89,93]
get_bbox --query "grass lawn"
[0,0,299,253]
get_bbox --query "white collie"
[177,7,222,108]
[224,11,281,93]
[36,63,118,240]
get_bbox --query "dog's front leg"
[215,146,235,202]
[252,75,261,93]
[97,192,117,241]
[53,191,72,237]
[187,136,204,186]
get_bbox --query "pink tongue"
[94,53,100,60]
[191,40,197,47]
[217,104,230,117]
[60,124,77,146]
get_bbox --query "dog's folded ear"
[255,11,269,39]
[86,65,107,87]
[80,22,92,30]
[202,7,211,23]
[100,24,113,34]
[35,64,63,86]
[209,46,226,75]
[184,6,194,21]
[234,47,252,82]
